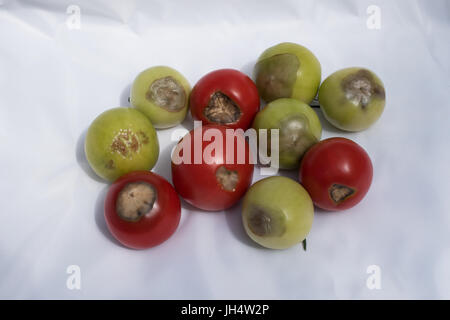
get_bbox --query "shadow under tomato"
[152,142,177,184]
[120,82,132,107]
[312,108,345,135]
[180,112,195,132]
[240,61,255,80]
[312,205,347,215]
[94,184,129,249]
[179,198,202,212]
[76,128,105,183]
[276,167,299,181]
[224,199,265,249]
[179,194,261,248]
[179,197,227,216]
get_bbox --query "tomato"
[104,171,181,249]
[254,42,321,104]
[242,176,314,249]
[130,66,191,129]
[171,125,254,211]
[189,69,260,130]
[318,67,385,132]
[85,108,159,182]
[252,98,322,169]
[299,137,373,211]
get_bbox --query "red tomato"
[299,137,373,211]
[171,125,254,211]
[104,171,181,249]
[190,69,260,130]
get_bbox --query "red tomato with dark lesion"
[171,125,254,211]
[299,137,373,211]
[104,171,181,249]
[189,69,260,130]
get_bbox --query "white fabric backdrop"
[0,0,449,299]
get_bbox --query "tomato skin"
[104,171,181,249]
[189,69,260,130]
[171,125,254,211]
[299,138,373,211]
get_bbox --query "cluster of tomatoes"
[85,42,385,250]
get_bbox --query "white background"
[0,0,449,299]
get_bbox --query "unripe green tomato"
[130,66,190,129]
[254,42,321,104]
[242,176,314,250]
[252,98,322,170]
[318,67,386,132]
[85,108,159,182]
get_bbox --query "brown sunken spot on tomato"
[203,92,242,125]
[111,129,142,158]
[341,69,385,109]
[111,138,128,157]
[105,159,115,170]
[247,205,286,237]
[329,184,356,204]
[254,53,300,102]
[115,182,157,222]
[215,166,239,191]
[129,135,139,152]
[146,76,186,112]
[138,131,149,144]
[278,114,318,162]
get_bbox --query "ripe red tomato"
[104,171,181,249]
[189,69,260,130]
[299,137,373,211]
[171,125,254,211]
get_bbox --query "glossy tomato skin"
[189,69,260,130]
[171,125,254,211]
[299,138,373,211]
[104,171,181,249]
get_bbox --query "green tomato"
[318,67,386,132]
[85,108,159,182]
[242,176,314,250]
[252,98,322,170]
[130,66,190,129]
[254,42,321,104]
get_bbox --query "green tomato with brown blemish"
[318,67,386,132]
[85,108,159,182]
[252,98,322,170]
[254,42,321,104]
[130,66,190,129]
[242,176,314,250]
